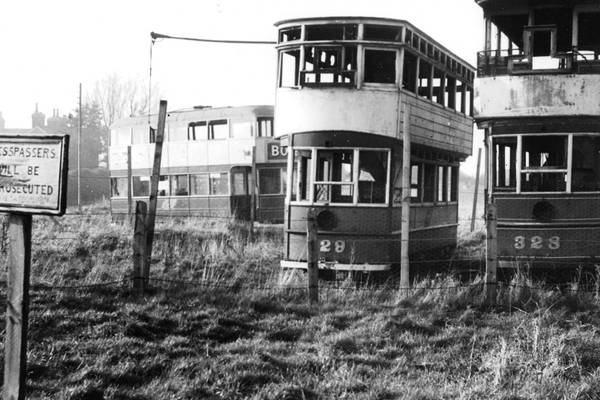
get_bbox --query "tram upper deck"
[275,17,476,159]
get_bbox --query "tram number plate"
[320,240,345,253]
[513,236,560,250]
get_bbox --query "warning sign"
[0,135,69,215]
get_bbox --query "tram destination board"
[0,134,69,215]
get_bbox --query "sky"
[0,0,485,170]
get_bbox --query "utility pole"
[78,83,82,212]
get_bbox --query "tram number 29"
[320,240,345,253]
[514,236,560,250]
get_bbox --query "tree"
[69,101,109,169]
[92,73,161,128]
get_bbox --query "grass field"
[0,201,599,399]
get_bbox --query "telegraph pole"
[78,83,82,212]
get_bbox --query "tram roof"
[475,0,599,15]
[111,105,273,129]
[274,16,475,72]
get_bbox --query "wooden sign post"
[0,134,69,400]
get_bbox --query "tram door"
[230,166,251,220]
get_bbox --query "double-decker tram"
[475,0,600,266]
[109,105,286,222]
[275,17,475,271]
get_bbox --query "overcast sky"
[1,0,484,169]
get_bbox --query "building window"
[170,175,189,196]
[188,121,207,140]
[303,45,356,85]
[521,135,567,192]
[259,168,282,195]
[364,49,396,84]
[111,177,128,198]
[132,176,150,197]
[358,150,388,204]
[258,117,274,137]
[209,120,228,140]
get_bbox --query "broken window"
[402,51,418,93]
[314,150,354,203]
[455,81,465,113]
[572,136,600,192]
[363,25,402,42]
[358,150,388,204]
[521,135,567,192]
[209,120,228,140]
[190,174,209,195]
[404,29,412,45]
[280,49,300,87]
[305,24,357,40]
[303,45,356,85]
[259,168,282,195]
[132,176,150,197]
[412,34,419,49]
[279,26,301,43]
[418,59,432,100]
[493,137,517,192]
[432,68,445,106]
[445,76,456,109]
[110,177,128,198]
[292,150,312,201]
[258,117,274,137]
[423,163,436,202]
[188,121,207,140]
[364,49,396,84]
[170,175,189,196]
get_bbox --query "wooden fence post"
[127,145,133,224]
[249,145,257,242]
[471,147,482,232]
[3,214,32,400]
[142,100,167,288]
[132,201,147,293]
[306,208,319,305]
[485,202,498,304]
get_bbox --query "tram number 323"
[320,240,345,253]
[514,236,560,250]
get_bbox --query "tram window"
[169,125,188,142]
[493,137,517,191]
[132,176,150,197]
[358,151,388,204]
[432,68,445,106]
[258,118,274,137]
[455,81,464,113]
[149,127,156,143]
[303,45,356,85]
[111,128,130,146]
[437,166,445,202]
[404,29,412,44]
[292,150,311,202]
[450,166,458,202]
[190,174,209,195]
[465,86,473,116]
[132,126,148,144]
[315,150,353,203]
[188,122,207,140]
[280,50,300,87]
[572,136,600,192]
[259,168,282,195]
[411,164,421,201]
[279,26,301,43]
[364,49,396,84]
[209,120,228,140]
[423,163,436,202]
[363,25,402,42]
[418,60,432,100]
[158,176,169,196]
[402,51,418,93]
[170,175,189,196]
[578,13,600,50]
[412,34,419,49]
[231,122,253,138]
[232,171,247,195]
[305,24,357,40]
[521,135,567,192]
[110,177,128,198]
[210,173,229,195]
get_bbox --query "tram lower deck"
[282,131,460,272]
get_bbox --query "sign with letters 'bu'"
[267,142,288,160]
[0,135,69,215]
